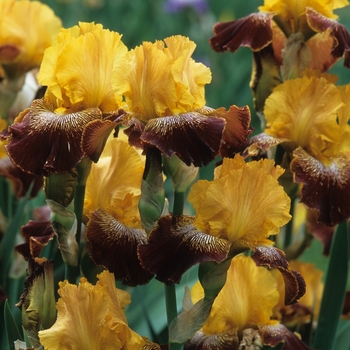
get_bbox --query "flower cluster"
[1,0,350,350]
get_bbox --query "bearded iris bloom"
[3,22,128,176]
[138,155,304,302]
[83,135,154,286]
[185,254,312,350]
[106,35,252,166]
[256,73,350,226]
[38,270,147,350]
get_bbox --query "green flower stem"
[313,221,349,350]
[166,190,186,350]
[64,182,86,283]
[172,191,185,220]
[283,196,295,250]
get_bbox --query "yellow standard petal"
[259,0,348,23]
[38,22,128,113]
[0,0,61,78]
[191,254,280,334]
[84,134,145,228]
[38,270,145,350]
[264,76,347,160]
[113,35,211,121]
[188,155,291,249]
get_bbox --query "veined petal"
[188,155,291,249]
[38,22,128,113]
[210,13,274,53]
[85,209,153,286]
[141,112,226,167]
[84,135,144,228]
[251,246,306,305]
[113,35,211,120]
[5,99,101,176]
[264,76,345,158]
[291,147,350,226]
[260,323,314,349]
[39,271,145,350]
[138,215,230,284]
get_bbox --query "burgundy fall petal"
[251,246,306,305]
[291,147,350,226]
[6,99,101,176]
[86,209,154,286]
[138,215,230,284]
[210,12,274,53]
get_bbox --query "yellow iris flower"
[264,74,350,163]
[0,0,61,79]
[38,22,128,114]
[259,0,349,26]
[188,155,291,251]
[38,270,145,350]
[113,35,211,122]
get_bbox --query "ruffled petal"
[306,7,350,67]
[85,209,153,286]
[251,246,306,305]
[291,147,350,226]
[189,155,291,248]
[39,271,145,350]
[141,112,226,167]
[260,323,313,349]
[6,99,102,176]
[138,215,230,284]
[210,13,274,53]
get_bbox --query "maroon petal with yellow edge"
[210,12,274,53]
[210,105,252,158]
[81,110,123,163]
[251,246,306,305]
[15,220,55,260]
[0,157,44,198]
[6,99,102,176]
[306,7,350,68]
[138,215,231,284]
[260,323,313,349]
[291,147,350,226]
[306,208,334,255]
[86,209,153,286]
[185,331,239,350]
[141,113,226,167]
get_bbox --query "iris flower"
[0,0,62,80]
[138,155,304,301]
[105,35,252,166]
[209,0,350,112]
[259,73,350,226]
[38,270,146,350]
[185,254,312,349]
[4,22,128,176]
[84,135,154,286]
